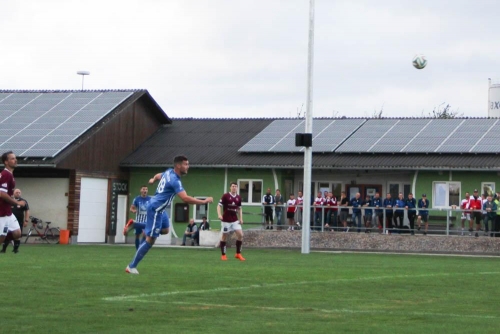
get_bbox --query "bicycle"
[24,216,60,244]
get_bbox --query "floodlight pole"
[302,0,315,254]
[77,71,90,90]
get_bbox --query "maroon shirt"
[0,169,15,217]
[219,192,242,223]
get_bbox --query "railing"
[259,204,500,237]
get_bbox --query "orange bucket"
[59,230,70,244]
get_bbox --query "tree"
[427,103,463,118]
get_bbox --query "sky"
[1,0,499,119]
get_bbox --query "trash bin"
[59,230,70,244]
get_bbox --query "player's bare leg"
[220,232,228,261]
[234,229,245,261]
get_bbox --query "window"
[482,182,495,196]
[388,182,411,199]
[433,181,461,208]
[238,180,263,204]
[193,197,209,222]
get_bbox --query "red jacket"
[469,196,482,211]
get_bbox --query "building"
[0,89,170,243]
[122,117,500,228]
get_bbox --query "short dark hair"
[173,155,188,165]
[230,182,238,186]
[2,151,13,164]
[202,216,207,219]
[140,185,148,189]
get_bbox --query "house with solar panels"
[122,118,500,228]
[0,90,170,243]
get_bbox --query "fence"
[258,204,500,237]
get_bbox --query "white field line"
[126,300,498,320]
[314,250,500,258]
[103,271,500,302]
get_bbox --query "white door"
[114,195,128,244]
[78,177,108,243]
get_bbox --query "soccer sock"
[134,222,146,230]
[13,239,20,252]
[2,232,13,251]
[129,241,153,268]
[135,238,140,250]
[220,241,226,255]
[236,240,242,254]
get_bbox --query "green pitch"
[2,245,499,333]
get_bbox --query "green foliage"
[2,245,499,333]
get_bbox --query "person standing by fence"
[274,189,284,230]
[470,189,483,238]
[287,193,297,231]
[262,188,275,230]
[417,194,430,235]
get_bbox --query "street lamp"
[77,71,90,90]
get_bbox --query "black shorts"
[287,212,295,219]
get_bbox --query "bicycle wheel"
[45,228,60,244]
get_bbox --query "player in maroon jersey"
[0,151,26,253]
[217,182,245,261]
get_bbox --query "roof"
[121,118,500,170]
[0,89,170,164]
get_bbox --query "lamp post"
[302,0,315,254]
[77,71,90,90]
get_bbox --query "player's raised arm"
[177,191,213,205]
[149,173,163,184]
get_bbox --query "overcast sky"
[1,0,498,118]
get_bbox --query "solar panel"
[239,119,365,153]
[0,91,134,157]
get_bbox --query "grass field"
[2,245,499,333]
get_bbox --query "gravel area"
[239,230,500,255]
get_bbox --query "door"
[78,177,108,243]
[114,195,128,244]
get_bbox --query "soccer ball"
[412,54,427,69]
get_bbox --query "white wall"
[488,84,500,117]
[78,177,108,243]
[16,178,69,231]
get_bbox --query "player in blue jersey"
[126,155,213,274]
[123,185,150,249]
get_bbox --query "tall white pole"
[302,0,315,254]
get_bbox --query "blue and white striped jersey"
[133,196,151,222]
[150,168,184,212]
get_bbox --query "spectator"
[383,193,394,233]
[469,189,483,238]
[194,216,210,246]
[199,216,210,231]
[494,193,500,238]
[313,191,324,231]
[362,195,373,233]
[339,191,350,232]
[1,188,29,253]
[483,195,497,237]
[262,188,275,230]
[394,193,405,232]
[405,193,417,235]
[482,193,489,235]
[351,192,362,233]
[417,194,430,235]
[286,193,297,231]
[372,192,383,233]
[182,219,198,246]
[460,192,472,236]
[296,191,304,225]
[324,192,337,232]
[274,189,284,230]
